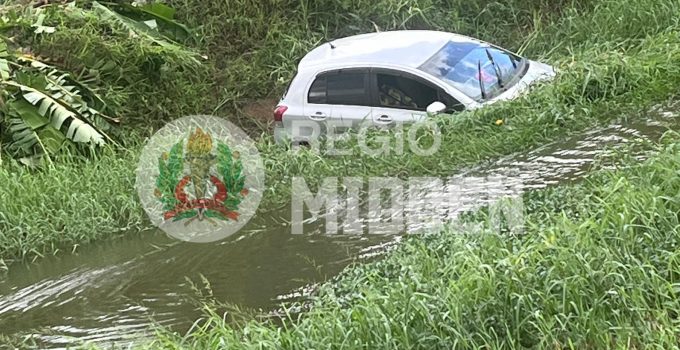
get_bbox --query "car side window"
[308,76,327,104]
[308,71,369,105]
[438,91,465,112]
[375,73,463,111]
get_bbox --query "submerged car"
[274,30,555,143]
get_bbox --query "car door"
[304,68,372,140]
[299,72,333,142]
[369,69,464,128]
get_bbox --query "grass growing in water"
[1,0,679,264]
[0,147,146,266]
[147,134,680,349]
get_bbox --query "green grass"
[146,133,680,349]
[163,0,594,108]
[0,0,679,347]
[259,13,680,204]
[0,1,680,259]
[0,147,147,266]
[0,0,679,265]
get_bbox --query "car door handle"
[377,115,392,123]
[309,111,327,120]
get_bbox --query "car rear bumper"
[274,124,289,144]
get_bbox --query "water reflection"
[0,103,676,349]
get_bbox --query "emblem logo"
[136,115,264,242]
[155,127,249,223]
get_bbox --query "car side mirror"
[426,101,446,115]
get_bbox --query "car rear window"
[308,70,369,105]
[281,73,296,100]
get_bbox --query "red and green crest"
[154,128,248,224]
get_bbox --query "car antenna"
[325,36,336,49]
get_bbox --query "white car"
[274,30,555,143]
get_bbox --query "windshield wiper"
[485,48,504,88]
[477,60,487,100]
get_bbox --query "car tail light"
[274,105,288,122]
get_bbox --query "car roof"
[298,30,480,71]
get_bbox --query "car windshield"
[418,41,525,101]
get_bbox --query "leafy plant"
[0,37,118,165]
[99,1,192,42]
[91,1,196,54]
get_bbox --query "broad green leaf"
[0,40,8,58]
[36,126,66,153]
[144,19,158,30]
[26,58,120,125]
[137,3,190,41]
[0,58,9,80]
[6,118,38,152]
[49,101,76,128]
[66,118,104,144]
[14,70,48,90]
[93,2,175,47]
[140,3,176,20]
[5,81,106,145]
[0,38,8,79]
[0,39,118,163]
[99,2,191,42]
[8,99,49,129]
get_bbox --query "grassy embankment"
[1,0,679,265]
[147,132,680,348]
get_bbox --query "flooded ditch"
[0,103,677,349]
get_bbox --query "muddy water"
[0,104,677,349]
